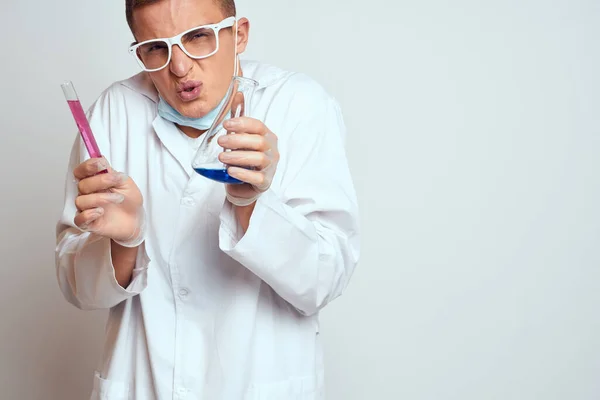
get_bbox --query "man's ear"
[235,17,250,54]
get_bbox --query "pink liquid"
[67,100,103,159]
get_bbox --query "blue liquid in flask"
[194,167,244,184]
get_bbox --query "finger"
[226,182,256,198]
[218,151,271,170]
[78,171,127,195]
[73,157,111,180]
[75,192,125,212]
[223,117,268,135]
[227,167,268,188]
[217,134,270,152]
[264,131,279,148]
[74,207,104,230]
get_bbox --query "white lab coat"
[55,60,360,400]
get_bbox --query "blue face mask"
[157,93,229,131]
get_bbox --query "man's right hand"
[73,157,145,246]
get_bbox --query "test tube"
[61,81,107,173]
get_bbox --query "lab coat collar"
[151,115,194,178]
[120,71,159,103]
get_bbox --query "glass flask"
[192,76,259,184]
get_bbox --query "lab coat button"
[179,288,189,298]
[181,197,195,206]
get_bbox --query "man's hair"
[126,0,236,33]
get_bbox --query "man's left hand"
[218,117,280,207]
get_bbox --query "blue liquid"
[194,168,243,184]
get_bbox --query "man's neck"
[179,125,206,139]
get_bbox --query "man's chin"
[174,101,208,119]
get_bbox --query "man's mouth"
[177,81,203,101]
[178,80,202,93]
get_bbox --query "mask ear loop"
[233,18,239,77]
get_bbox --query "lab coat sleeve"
[55,87,150,311]
[219,80,360,316]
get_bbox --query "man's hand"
[218,117,280,208]
[74,157,145,247]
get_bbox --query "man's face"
[132,0,248,119]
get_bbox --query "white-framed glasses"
[128,16,236,72]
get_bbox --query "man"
[55,0,360,398]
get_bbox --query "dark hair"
[126,0,236,32]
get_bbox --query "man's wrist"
[110,240,140,288]
[234,201,257,233]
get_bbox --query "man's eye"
[145,43,167,53]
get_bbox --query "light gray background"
[1,0,599,399]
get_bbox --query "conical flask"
[192,76,259,184]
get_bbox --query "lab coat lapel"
[152,115,194,178]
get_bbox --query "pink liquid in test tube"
[61,81,107,173]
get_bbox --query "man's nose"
[169,45,193,77]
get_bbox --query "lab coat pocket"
[90,371,130,400]
[245,375,320,400]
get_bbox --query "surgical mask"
[157,19,240,131]
[157,94,229,131]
